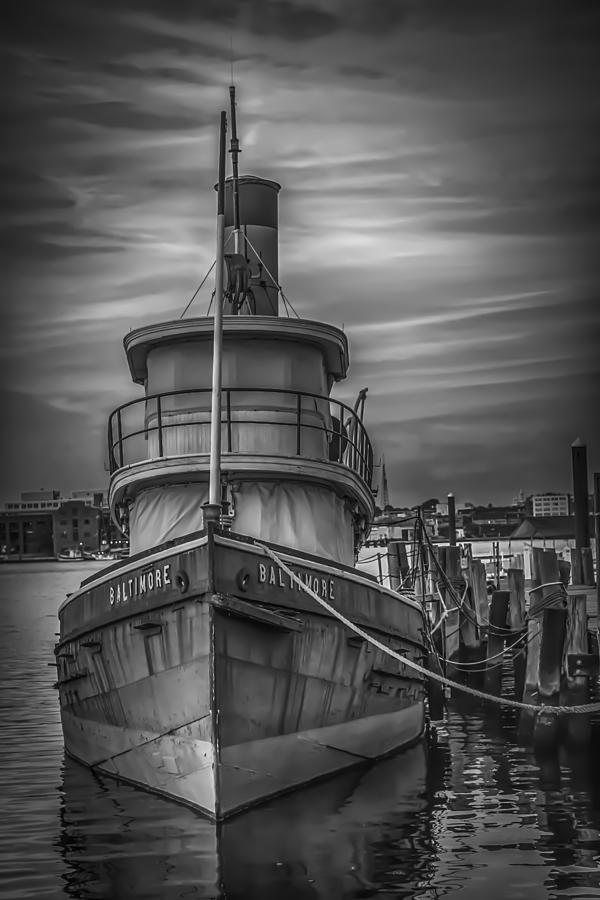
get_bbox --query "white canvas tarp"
[233,481,354,565]
[128,479,355,564]
[129,483,208,555]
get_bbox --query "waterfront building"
[531,492,571,517]
[0,511,54,557]
[0,489,120,558]
[52,500,101,557]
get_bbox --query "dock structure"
[418,528,599,751]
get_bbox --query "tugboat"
[55,91,428,820]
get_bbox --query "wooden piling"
[529,548,568,749]
[507,569,526,631]
[484,590,509,696]
[561,593,591,747]
[557,559,571,588]
[507,568,526,700]
[465,558,488,632]
[580,548,595,587]
[393,540,410,585]
[387,543,401,591]
[440,545,464,668]
[458,565,480,656]
[447,493,456,546]
[595,471,600,637]
[571,439,594,586]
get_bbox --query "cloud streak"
[2,0,599,503]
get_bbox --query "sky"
[2,0,600,507]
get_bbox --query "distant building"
[368,508,416,544]
[52,500,101,556]
[0,488,120,558]
[0,511,54,556]
[1,488,107,514]
[510,516,575,541]
[531,492,570,517]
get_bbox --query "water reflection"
[2,565,600,899]
[58,742,446,899]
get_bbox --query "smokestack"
[222,175,281,316]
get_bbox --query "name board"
[109,563,172,606]
[258,562,335,601]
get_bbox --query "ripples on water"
[0,563,599,899]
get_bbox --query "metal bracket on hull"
[133,621,163,633]
[212,593,304,632]
[58,670,89,685]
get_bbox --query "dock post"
[595,471,600,643]
[529,548,568,750]
[507,568,526,631]
[507,568,526,700]
[440,545,463,672]
[463,557,486,659]
[387,542,401,591]
[557,558,571,588]
[571,439,594,586]
[447,492,456,546]
[561,593,591,747]
[484,590,509,696]
[470,558,489,633]
[389,540,410,587]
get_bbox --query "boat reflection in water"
[58,740,445,899]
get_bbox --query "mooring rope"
[256,543,600,716]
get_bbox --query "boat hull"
[56,529,427,819]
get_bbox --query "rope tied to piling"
[255,542,600,717]
[527,580,569,618]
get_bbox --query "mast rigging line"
[242,232,300,318]
[179,232,235,320]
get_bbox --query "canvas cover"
[129,480,354,564]
[233,481,354,565]
[129,483,208,555]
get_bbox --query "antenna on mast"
[229,84,242,255]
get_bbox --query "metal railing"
[107,387,373,486]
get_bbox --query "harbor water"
[1,563,599,899]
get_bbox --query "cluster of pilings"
[412,438,600,751]
[417,542,598,749]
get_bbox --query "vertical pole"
[594,472,600,629]
[156,394,163,457]
[572,438,590,548]
[117,410,124,469]
[571,439,592,585]
[107,417,114,473]
[508,567,526,700]
[447,492,456,546]
[226,389,232,452]
[296,394,302,456]
[485,590,509,696]
[561,593,591,748]
[229,86,242,256]
[208,110,227,510]
[388,542,401,591]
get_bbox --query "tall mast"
[229,85,242,256]
[208,110,228,511]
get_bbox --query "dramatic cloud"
[2,0,599,504]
